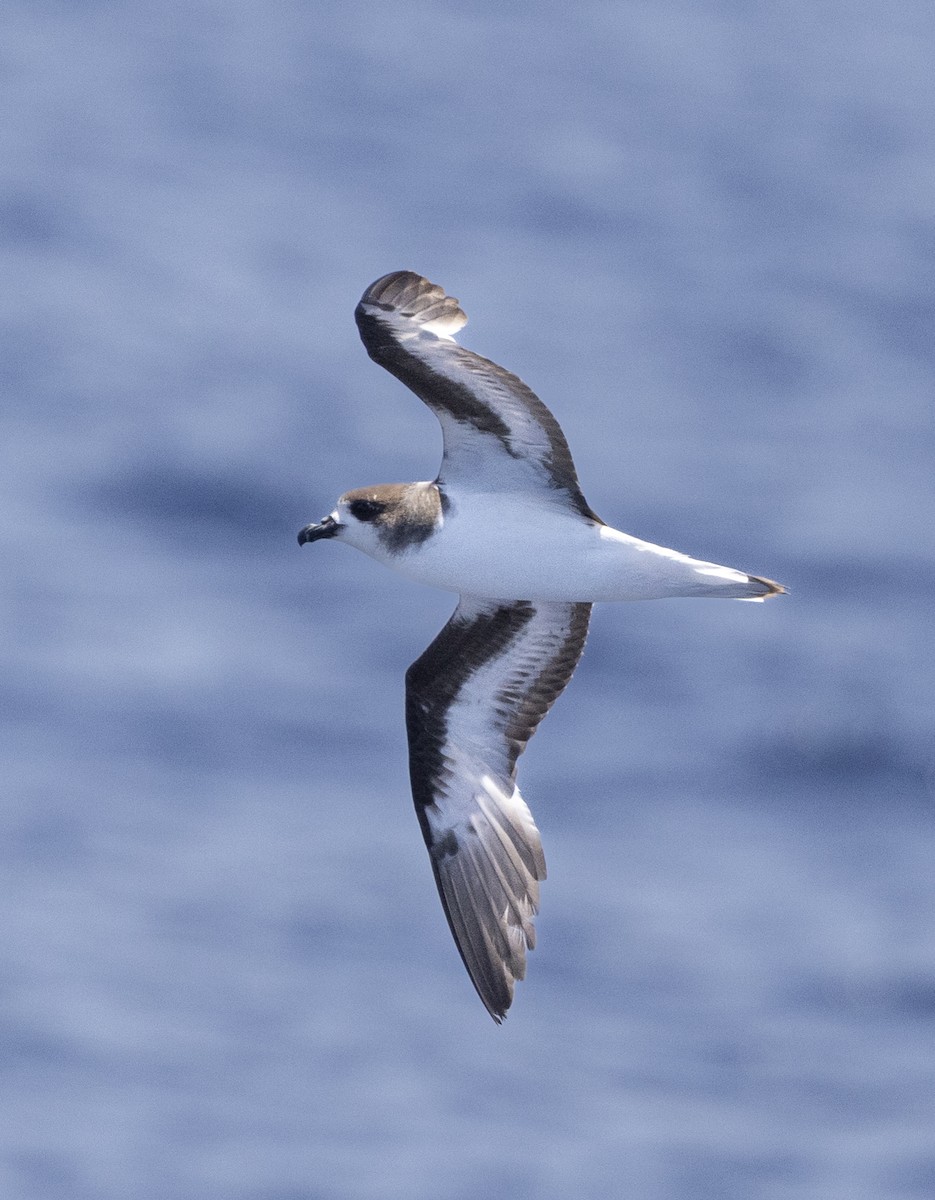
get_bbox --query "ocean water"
[2,2,934,1197]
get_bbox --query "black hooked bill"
[298,515,339,545]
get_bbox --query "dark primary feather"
[406,596,591,1020]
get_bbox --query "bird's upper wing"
[355,271,601,521]
[405,595,591,1021]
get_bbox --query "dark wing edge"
[355,271,602,523]
[405,596,591,1021]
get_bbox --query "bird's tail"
[687,564,787,602]
[600,527,787,602]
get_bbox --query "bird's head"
[298,483,440,557]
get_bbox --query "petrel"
[299,271,784,1021]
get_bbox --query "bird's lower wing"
[405,595,591,1020]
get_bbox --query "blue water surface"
[2,3,933,1198]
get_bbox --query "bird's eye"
[348,498,386,522]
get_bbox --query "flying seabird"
[299,271,784,1022]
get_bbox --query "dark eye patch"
[348,498,386,522]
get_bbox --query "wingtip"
[477,972,513,1024]
[357,271,468,338]
[482,979,511,1027]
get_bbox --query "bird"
[299,271,784,1022]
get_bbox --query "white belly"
[367,492,759,602]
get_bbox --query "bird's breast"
[372,492,608,600]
